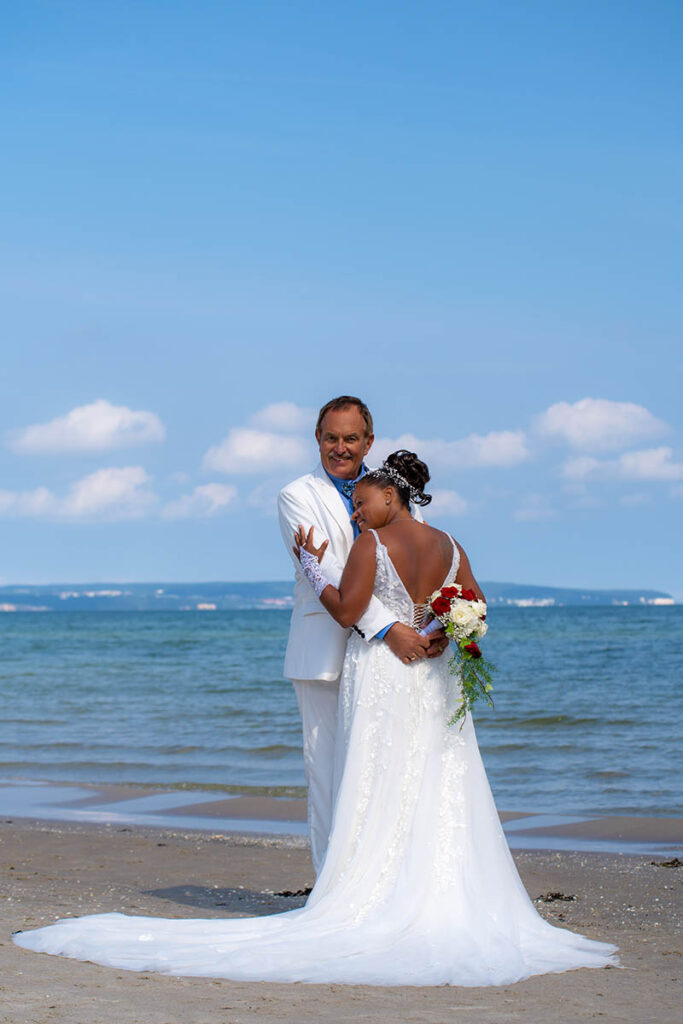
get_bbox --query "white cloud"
[0,467,157,521]
[561,456,602,480]
[514,494,555,522]
[61,467,157,519]
[536,398,667,452]
[249,402,315,434]
[562,446,683,484]
[206,405,528,481]
[0,486,55,517]
[372,430,529,470]
[428,489,469,516]
[617,447,683,482]
[162,483,237,520]
[203,428,311,474]
[0,470,244,522]
[204,402,315,476]
[9,399,166,454]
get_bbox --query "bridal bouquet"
[420,585,495,727]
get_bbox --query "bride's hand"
[293,525,329,564]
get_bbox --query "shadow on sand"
[144,884,309,915]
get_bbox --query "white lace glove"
[299,548,331,598]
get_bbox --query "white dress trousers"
[291,676,340,876]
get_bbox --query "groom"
[278,395,438,874]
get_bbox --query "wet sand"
[2,780,682,856]
[2,817,681,1024]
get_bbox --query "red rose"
[464,642,482,659]
[460,589,478,602]
[441,586,459,599]
[431,596,451,616]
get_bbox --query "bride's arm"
[454,540,486,603]
[295,528,378,629]
[278,487,396,639]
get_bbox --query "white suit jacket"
[278,463,423,682]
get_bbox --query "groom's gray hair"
[315,396,374,437]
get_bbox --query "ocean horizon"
[0,578,675,612]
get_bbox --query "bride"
[13,451,618,985]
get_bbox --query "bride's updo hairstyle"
[364,450,432,507]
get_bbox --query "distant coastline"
[0,580,675,611]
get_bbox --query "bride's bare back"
[375,520,484,605]
[374,520,456,604]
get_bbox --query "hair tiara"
[368,463,423,504]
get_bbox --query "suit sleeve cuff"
[373,621,397,641]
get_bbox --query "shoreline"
[2,777,682,858]
[2,816,681,1023]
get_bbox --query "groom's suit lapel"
[311,464,354,549]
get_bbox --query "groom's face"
[316,406,374,480]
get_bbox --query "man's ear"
[363,432,375,456]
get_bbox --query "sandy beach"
[2,816,681,1024]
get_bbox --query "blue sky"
[1,1,682,595]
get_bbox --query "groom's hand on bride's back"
[384,623,430,665]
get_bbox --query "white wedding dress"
[13,533,618,985]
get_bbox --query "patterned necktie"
[340,480,356,499]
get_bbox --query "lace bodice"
[369,528,460,629]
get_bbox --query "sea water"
[1,606,681,816]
